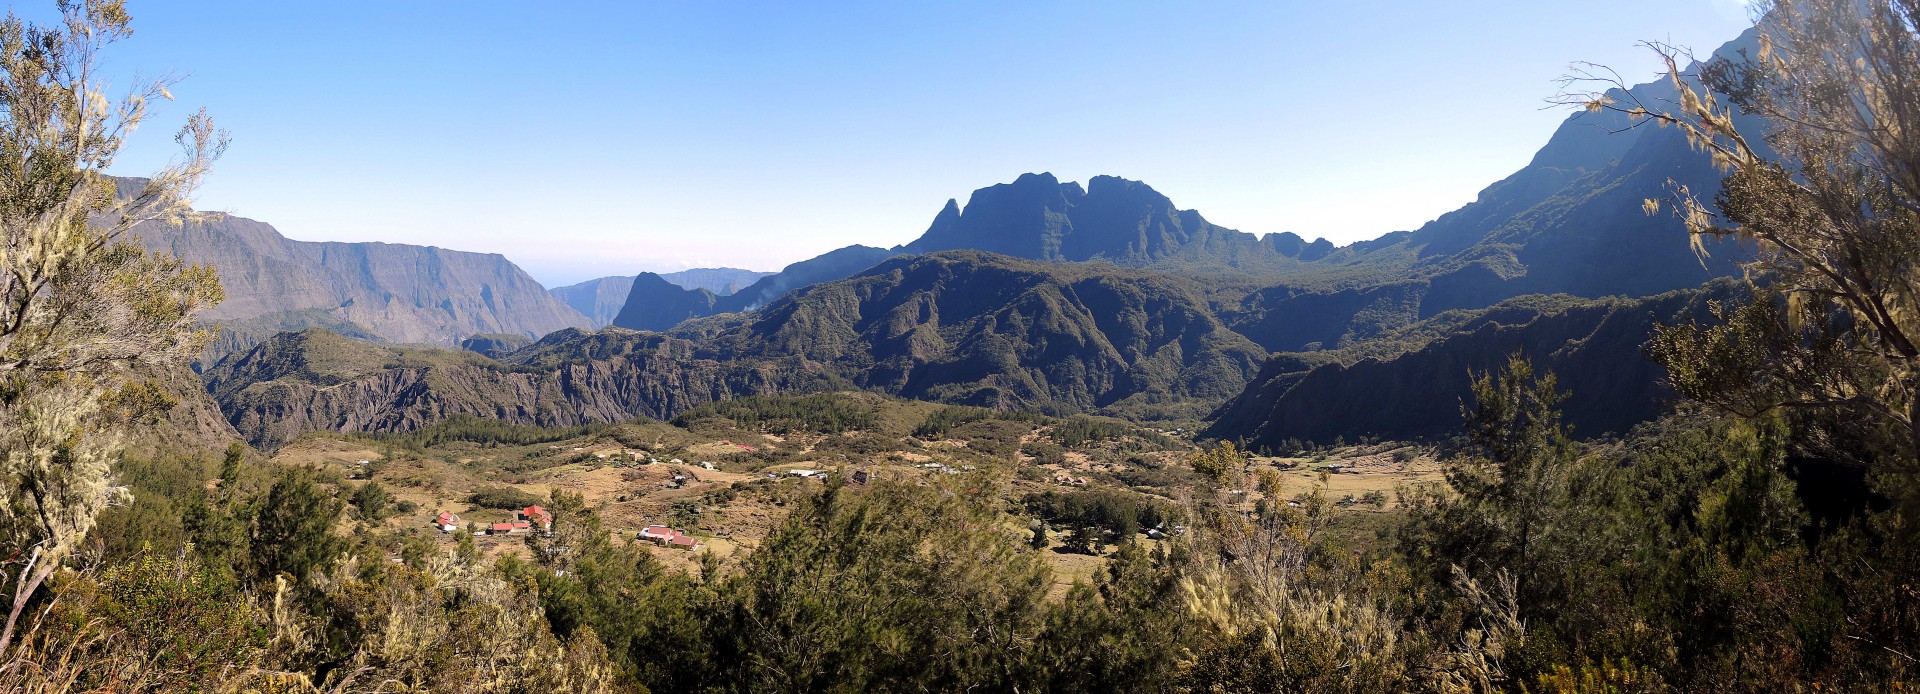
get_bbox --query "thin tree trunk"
[0,547,51,658]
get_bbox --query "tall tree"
[0,0,224,654]
[248,469,343,587]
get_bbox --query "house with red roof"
[521,505,552,530]
[638,525,698,550]
[433,511,459,532]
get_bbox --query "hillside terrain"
[207,251,1266,447]
[1206,282,1743,448]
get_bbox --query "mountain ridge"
[129,205,592,356]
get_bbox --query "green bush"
[672,394,877,434]
[468,485,543,510]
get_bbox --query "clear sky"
[16,1,1754,287]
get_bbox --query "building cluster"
[434,505,553,536]
[638,525,699,550]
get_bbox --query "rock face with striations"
[202,328,836,448]
[129,206,591,354]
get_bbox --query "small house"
[434,511,459,533]
[488,522,515,535]
[640,525,699,550]
[521,505,553,529]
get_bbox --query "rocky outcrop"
[203,328,843,448]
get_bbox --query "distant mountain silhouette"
[549,276,634,327]
[658,267,774,296]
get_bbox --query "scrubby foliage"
[362,413,615,449]
[1025,488,1174,540]
[912,404,1043,438]
[672,393,879,435]
[467,484,545,510]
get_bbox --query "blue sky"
[17,1,1753,286]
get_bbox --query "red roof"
[490,523,514,532]
[669,535,698,547]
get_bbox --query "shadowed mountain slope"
[1205,281,1743,449]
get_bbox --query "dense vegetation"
[362,414,617,449]
[912,404,1045,438]
[671,394,879,435]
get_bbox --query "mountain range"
[128,203,592,356]
[162,29,1765,448]
[210,251,1263,447]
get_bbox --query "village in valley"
[267,392,1439,584]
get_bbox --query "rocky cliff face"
[130,208,592,354]
[202,328,837,448]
